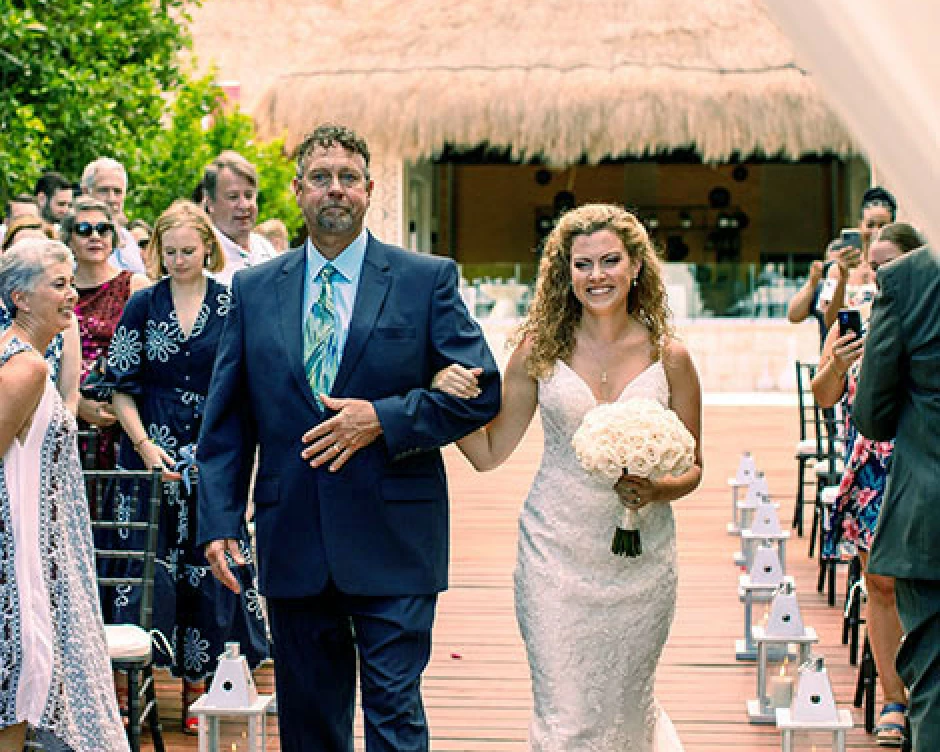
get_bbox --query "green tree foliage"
[131,73,302,234]
[0,0,189,194]
[0,0,300,235]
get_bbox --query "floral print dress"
[76,270,135,469]
[105,277,268,681]
[822,319,894,560]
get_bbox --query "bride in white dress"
[434,204,703,751]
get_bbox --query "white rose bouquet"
[571,397,696,557]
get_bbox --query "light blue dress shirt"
[302,229,368,365]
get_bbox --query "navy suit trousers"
[267,586,437,752]
[895,579,940,752]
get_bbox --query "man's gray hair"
[80,157,127,193]
[0,239,74,315]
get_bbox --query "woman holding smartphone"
[815,186,896,331]
[812,222,924,747]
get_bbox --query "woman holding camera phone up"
[812,221,925,748]
[816,186,898,328]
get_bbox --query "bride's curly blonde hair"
[514,204,674,380]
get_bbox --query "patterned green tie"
[304,264,340,406]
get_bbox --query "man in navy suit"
[197,123,500,752]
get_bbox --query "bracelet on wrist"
[133,437,152,452]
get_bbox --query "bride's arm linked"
[661,340,704,500]
[618,340,703,507]
[432,340,537,472]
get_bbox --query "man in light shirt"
[79,157,147,274]
[203,151,276,285]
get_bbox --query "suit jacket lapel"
[275,246,323,413]
[332,238,391,396]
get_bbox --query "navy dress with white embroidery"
[106,277,268,681]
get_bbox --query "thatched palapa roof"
[190,0,857,163]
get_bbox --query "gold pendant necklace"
[601,370,608,385]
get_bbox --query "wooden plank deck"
[150,404,885,750]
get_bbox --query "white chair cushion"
[814,458,845,477]
[105,624,152,661]
[820,486,840,505]
[795,438,817,457]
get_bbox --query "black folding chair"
[76,426,100,470]
[86,468,167,752]
[853,632,878,733]
[842,555,865,664]
[792,361,819,537]
[812,403,849,605]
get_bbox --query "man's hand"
[205,538,245,594]
[301,395,383,472]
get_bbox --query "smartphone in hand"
[838,308,863,338]
[840,228,863,250]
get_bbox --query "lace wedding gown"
[515,359,684,751]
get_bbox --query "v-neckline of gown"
[168,278,211,342]
[558,358,661,405]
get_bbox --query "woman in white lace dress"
[435,204,703,751]
[0,239,128,752]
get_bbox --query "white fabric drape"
[765,0,940,253]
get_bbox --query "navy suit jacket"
[196,235,500,598]
[853,246,940,581]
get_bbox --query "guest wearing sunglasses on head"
[61,197,149,468]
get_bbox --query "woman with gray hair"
[62,196,149,467]
[0,224,82,415]
[0,239,128,751]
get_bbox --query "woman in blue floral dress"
[106,201,268,733]
[812,222,924,747]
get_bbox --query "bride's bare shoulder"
[661,339,698,380]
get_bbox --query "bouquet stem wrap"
[571,397,696,560]
[612,506,642,557]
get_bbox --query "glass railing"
[457,261,813,320]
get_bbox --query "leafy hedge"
[0,0,302,234]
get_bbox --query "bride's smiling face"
[569,229,640,314]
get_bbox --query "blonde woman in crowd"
[106,200,268,733]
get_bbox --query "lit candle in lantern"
[770,662,794,708]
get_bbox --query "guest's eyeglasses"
[300,169,367,190]
[74,221,114,238]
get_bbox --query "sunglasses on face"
[74,221,114,238]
